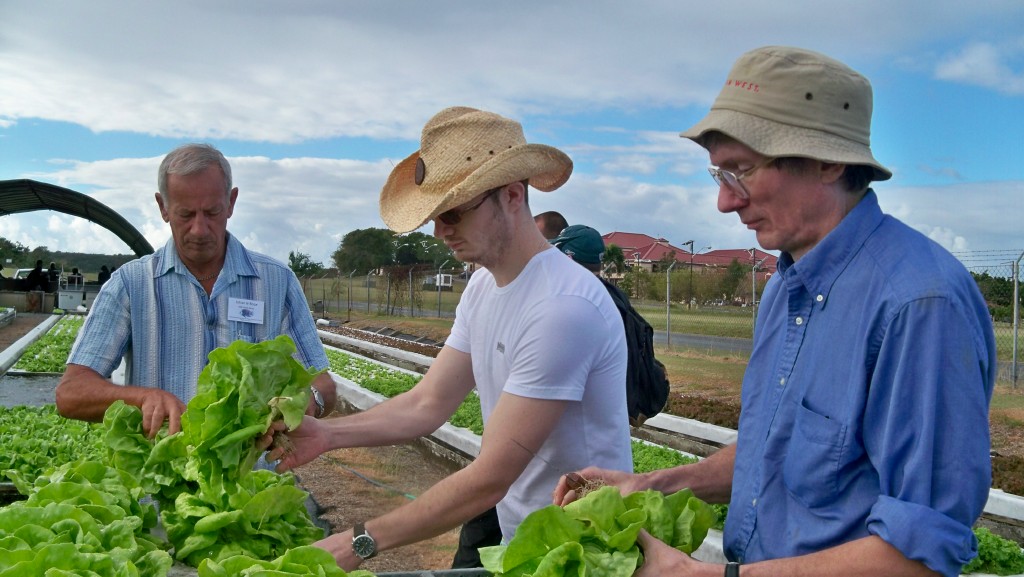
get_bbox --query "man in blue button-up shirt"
[555,46,995,577]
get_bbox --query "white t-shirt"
[446,247,633,540]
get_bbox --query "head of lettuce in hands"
[182,334,317,479]
[481,485,716,577]
[101,335,326,566]
[105,334,320,492]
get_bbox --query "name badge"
[228,298,265,324]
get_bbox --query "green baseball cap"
[551,224,605,265]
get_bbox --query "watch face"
[353,534,376,559]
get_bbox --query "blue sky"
[1,1,1022,271]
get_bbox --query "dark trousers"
[451,507,502,569]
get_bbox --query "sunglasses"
[436,186,503,226]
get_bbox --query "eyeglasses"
[707,157,775,200]
[436,186,503,225]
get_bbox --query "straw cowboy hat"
[380,106,573,233]
[681,46,891,181]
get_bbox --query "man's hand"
[138,389,187,438]
[312,529,364,571]
[258,416,328,472]
[552,466,647,506]
[635,529,705,577]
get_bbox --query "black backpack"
[600,278,670,426]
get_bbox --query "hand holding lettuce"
[481,485,717,577]
[100,335,329,567]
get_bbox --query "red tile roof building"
[601,231,777,278]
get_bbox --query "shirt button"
[795,317,803,325]
[779,377,786,385]
[816,294,824,302]
[752,498,757,506]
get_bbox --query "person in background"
[534,210,568,240]
[25,259,45,292]
[550,224,606,274]
[56,143,337,438]
[554,46,995,577]
[262,107,632,570]
[97,265,111,286]
[47,262,60,287]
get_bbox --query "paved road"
[655,330,753,355]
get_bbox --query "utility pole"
[1014,252,1023,387]
[366,271,372,314]
[347,269,356,322]
[437,259,450,318]
[666,261,677,348]
[683,240,694,310]
[751,250,768,335]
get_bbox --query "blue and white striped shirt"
[68,233,328,402]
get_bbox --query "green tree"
[27,246,51,268]
[721,259,747,300]
[332,228,397,274]
[288,251,324,277]
[973,271,1022,322]
[391,232,451,266]
[0,237,29,268]
[604,244,626,274]
[628,269,654,301]
[973,272,1016,307]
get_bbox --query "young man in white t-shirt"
[262,106,632,570]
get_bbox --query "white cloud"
[8,154,393,265]
[2,1,1020,143]
[2,0,1022,273]
[934,42,1024,95]
[877,180,1024,257]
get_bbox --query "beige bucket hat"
[681,46,891,181]
[379,106,573,233]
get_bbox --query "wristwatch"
[352,523,377,560]
[310,386,326,418]
[725,561,740,577]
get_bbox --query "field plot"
[11,315,83,373]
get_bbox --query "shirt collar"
[777,189,885,306]
[155,232,257,280]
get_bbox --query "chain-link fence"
[301,251,1023,388]
[299,265,466,322]
[966,258,1022,388]
[616,268,764,341]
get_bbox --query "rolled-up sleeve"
[864,296,993,576]
[867,497,978,576]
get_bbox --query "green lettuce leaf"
[482,486,717,577]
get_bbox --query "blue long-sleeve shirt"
[724,191,995,577]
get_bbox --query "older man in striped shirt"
[56,143,336,437]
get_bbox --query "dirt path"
[294,442,463,572]
[0,312,51,350]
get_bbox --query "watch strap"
[310,386,325,418]
[725,561,740,577]
[353,522,377,559]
